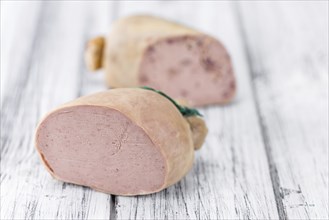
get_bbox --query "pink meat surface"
[138,35,236,106]
[36,106,166,195]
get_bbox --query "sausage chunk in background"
[85,15,236,107]
[35,88,207,196]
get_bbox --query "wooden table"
[1,1,328,219]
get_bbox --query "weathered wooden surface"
[1,1,328,220]
[237,2,329,219]
[1,2,114,219]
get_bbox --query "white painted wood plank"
[114,1,279,219]
[0,1,42,105]
[79,2,115,97]
[238,2,328,219]
[1,2,114,219]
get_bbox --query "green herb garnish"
[141,86,202,117]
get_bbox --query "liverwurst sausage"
[85,15,236,107]
[35,88,207,196]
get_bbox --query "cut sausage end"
[138,35,236,107]
[35,106,167,196]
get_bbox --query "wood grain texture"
[237,1,329,219]
[1,1,328,220]
[1,2,113,219]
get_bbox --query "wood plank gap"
[110,195,117,220]
[232,3,287,220]
[75,18,93,98]
[109,2,120,220]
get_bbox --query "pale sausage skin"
[35,88,207,196]
[85,15,236,107]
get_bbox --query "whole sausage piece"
[85,15,236,107]
[35,88,207,196]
